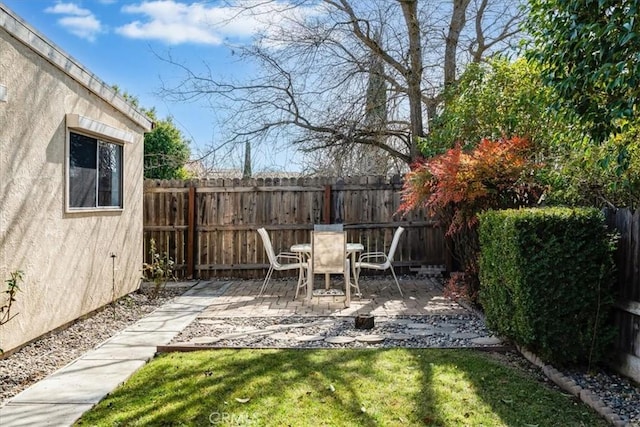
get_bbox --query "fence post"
[187,185,196,279]
[334,178,345,223]
[323,185,331,223]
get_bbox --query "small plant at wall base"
[1,270,24,353]
[142,239,177,298]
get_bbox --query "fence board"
[605,208,640,382]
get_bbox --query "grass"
[76,349,606,427]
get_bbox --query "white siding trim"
[66,114,136,144]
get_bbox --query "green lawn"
[76,349,605,427]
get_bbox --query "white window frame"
[65,114,134,213]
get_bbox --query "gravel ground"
[1,284,638,426]
[567,368,640,426]
[171,314,498,348]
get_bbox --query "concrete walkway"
[0,281,229,427]
[0,276,475,426]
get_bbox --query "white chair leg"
[390,266,403,297]
[352,275,361,297]
[294,265,306,300]
[258,265,275,297]
[351,260,361,297]
[344,260,350,307]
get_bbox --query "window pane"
[98,141,122,207]
[69,133,97,208]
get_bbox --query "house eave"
[0,4,153,132]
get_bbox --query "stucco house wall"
[0,6,153,353]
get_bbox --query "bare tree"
[307,25,402,176]
[161,0,523,171]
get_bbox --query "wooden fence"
[604,208,640,382]
[143,176,445,280]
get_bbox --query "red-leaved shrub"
[400,137,543,301]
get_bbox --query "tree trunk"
[425,98,439,136]
[399,0,424,162]
[444,0,471,87]
[243,141,252,179]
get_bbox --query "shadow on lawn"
[75,349,605,427]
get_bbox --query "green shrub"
[142,239,176,298]
[478,207,617,366]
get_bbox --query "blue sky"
[3,0,303,172]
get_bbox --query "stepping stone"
[471,336,502,345]
[385,333,412,341]
[265,324,289,330]
[239,326,262,332]
[218,329,272,339]
[407,329,436,337]
[279,323,307,329]
[189,336,221,344]
[196,319,227,325]
[355,335,385,343]
[295,335,325,342]
[434,324,458,333]
[253,330,275,336]
[449,332,480,339]
[324,336,355,344]
[407,323,433,329]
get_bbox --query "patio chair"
[313,224,343,288]
[310,231,350,307]
[355,226,405,297]
[257,228,307,298]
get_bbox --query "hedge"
[478,207,616,366]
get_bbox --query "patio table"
[291,242,364,300]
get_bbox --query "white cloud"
[44,3,91,16]
[117,20,222,45]
[44,2,104,42]
[59,15,103,41]
[116,0,322,46]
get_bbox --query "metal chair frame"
[355,226,405,297]
[257,228,307,298]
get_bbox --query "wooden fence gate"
[143,176,445,280]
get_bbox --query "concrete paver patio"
[201,276,464,318]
